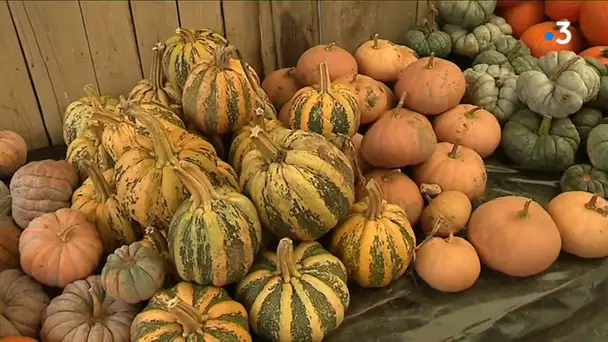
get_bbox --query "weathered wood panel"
[223,1,263,75]
[177,0,224,35]
[270,0,319,69]
[258,0,277,76]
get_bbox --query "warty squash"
[287,62,360,137]
[0,216,20,272]
[436,0,497,28]
[560,164,608,197]
[472,35,540,75]
[168,164,262,287]
[331,180,416,287]
[236,238,350,342]
[333,73,395,125]
[355,33,416,82]
[240,126,355,241]
[404,4,452,58]
[71,157,138,255]
[295,42,358,86]
[443,15,512,58]
[131,281,251,341]
[0,131,27,179]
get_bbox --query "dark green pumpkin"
[403,4,451,58]
[571,107,603,145]
[587,123,608,171]
[560,164,608,197]
[585,57,608,110]
[472,35,540,75]
[235,238,350,342]
[501,109,580,171]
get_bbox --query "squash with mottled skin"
[436,0,497,28]
[404,4,451,58]
[443,15,512,58]
[472,35,540,75]
[560,164,608,197]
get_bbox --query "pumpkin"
[0,181,9,216]
[333,73,394,125]
[497,0,519,7]
[360,93,437,168]
[331,180,416,287]
[415,234,481,292]
[240,126,355,241]
[114,109,236,229]
[363,169,424,225]
[443,15,512,58]
[41,275,140,341]
[394,55,466,115]
[545,0,583,23]
[420,190,472,237]
[0,269,49,338]
[63,84,118,146]
[413,142,487,200]
[580,1,608,46]
[163,27,228,94]
[404,4,452,58]
[287,62,360,136]
[139,226,177,280]
[472,35,540,75]
[325,133,370,186]
[521,21,583,57]
[433,104,501,158]
[355,33,416,82]
[561,164,608,197]
[580,47,608,64]
[261,67,302,111]
[436,0,497,29]
[350,132,370,174]
[236,238,349,341]
[182,44,264,135]
[71,159,137,255]
[547,192,608,258]
[0,337,38,342]
[587,123,608,171]
[585,57,608,110]
[168,164,262,287]
[469,196,562,276]
[295,42,358,86]
[0,217,20,272]
[132,281,251,341]
[571,107,603,145]
[101,241,165,304]
[66,124,114,182]
[502,109,579,171]
[516,51,600,118]
[0,131,26,179]
[10,160,79,229]
[497,1,545,38]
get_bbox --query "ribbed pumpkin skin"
[131,281,251,341]
[240,127,355,241]
[235,238,350,342]
[288,62,360,137]
[331,180,417,287]
[63,85,118,146]
[66,127,114,182]
[101,242,166,304]
[163,28,228,94]
[128,42,176,110]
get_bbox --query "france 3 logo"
[544,20,573,45]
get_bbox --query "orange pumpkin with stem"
[433,104,501,158]
[547,191,608,258]
[333,73,395,124]
[580,1,608,46]
[354,33,417,82]
[545,1,583,23]
[413,141,486,200]
[394,54,466,115]
[360,93,437,168]
[295,42,358,86]
[497,1,545,38]
[580,46,608,64]
[521,21,583,57]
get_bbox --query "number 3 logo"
[556,20,572,45]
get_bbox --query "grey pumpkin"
[404,4,451,58]
[436,0,497,29]
[585,57,608,110]
[472,35,540,75]
[560,164,608,198]
[443,15,512,58]
[570,107,603,145]
[587,123,608,172]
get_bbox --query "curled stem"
[364,179,384,220]
[249,126,284,162]
[276,238,301,283]
[516,199,532,219]
[176,28,196,43]
[88,287,103,318]
[166,296,206,337]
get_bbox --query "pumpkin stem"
[83,84,103,108]
[447,231,455,243]
[537,115,552,136]
[81,158,112,202]
[174,164,216,209]
[420,183,442,202]
[448,141,460,159]
[143,226,169,254]
[371,33,380,49]
[426,53,436,69]
[585,195,600,210]
[234,47,276,120]
[90,110,122,127]
[516,199,532,219]
[318,62,331,93]
[464,107,481,119]
[176,28,196,43]
[426,4,438,32]
[276,238,301,282]
[126,108,180,165]
[325,42,336,51]
[339,136,366,188]
[364,179,384,220]
[151,42,165,90]
[252,107,267,129]
[249,126,284,162]
[416,217,444,249]
[88,287,103,318]
[57,223,78,242]
[166,297,205,337]
[214,44,236,70]
[551,56,581,81]
[395,92,406,111]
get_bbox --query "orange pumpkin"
[413,142,487,200]
[580,46,608,64]
[394,55,466,115]
[295,42,358,86]
[580,1,608,46]
[333,73,395,124]
[0,131,27,179]
[420,190,472,237]
[354,33,417,82]
[521,21,583,57]
[433,105,501,158]
[498,1,545,38]
[0,216,20,272]
[360,93,437,168]
[497,0,520,7]
[0,338,38,342]
[261,67,302,111]
[545,1,583,23]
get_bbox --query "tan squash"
[354,33,418,82]
[0,216,20,272]
[0,131,27,179]
[333,73,395,124]
[420,190,472,236]
[295,42,358,86]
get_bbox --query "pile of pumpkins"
[0,2,608,341]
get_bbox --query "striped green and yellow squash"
[287,61,360,137]
[131,281,252,341]
[66,126,114,182]
[240,126,355,241]
[168,164,262,286]
[63,84,118,145]
[235,238,350,342]
[331,179,417,287]
[162,27,228,94]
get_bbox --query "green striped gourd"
[331,179,417,287]
[162,28,228,94]
[131,282,252,341]
[287,61,360,137]
[235,238,350,342]
[240,126,355,240]
[63,84,118,145]
[66,125,114,182]
[168,164,262,286]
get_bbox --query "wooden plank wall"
[0,0,425,150]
